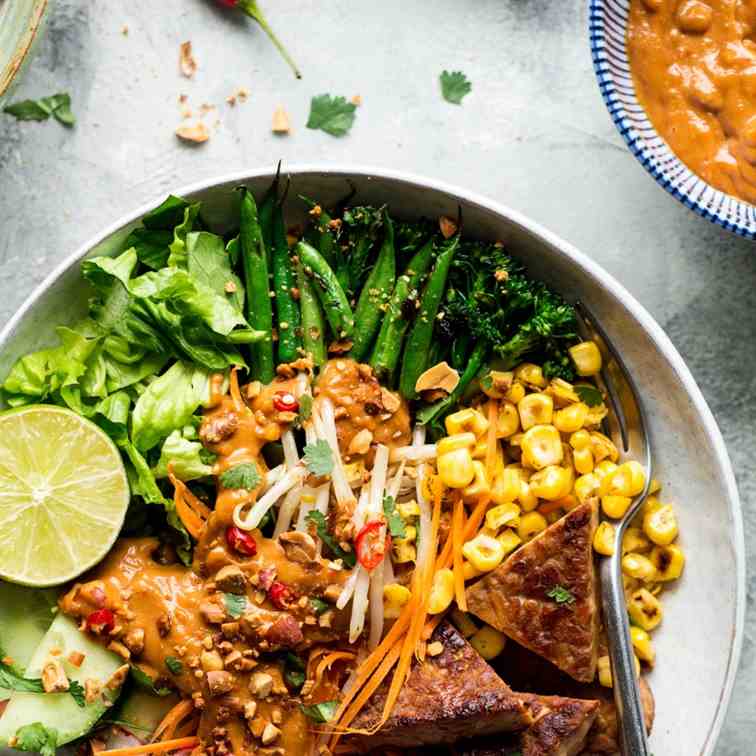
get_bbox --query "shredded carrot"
[422,611,446,641]
[229,365,244,411]
[173,486,203,539]
[314,651,356,692]
[452,495,467,612]
[99,736,200,755]
[464,494,491,541]
[175,715,200,739]
[485,399,499,483]
[151,699,194,743]
[435,530,454,571]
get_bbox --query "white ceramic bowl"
[590,0,756,238]
[0,166,744,755]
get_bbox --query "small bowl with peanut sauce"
[590,0,756,237]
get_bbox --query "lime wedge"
[0,405,129,586]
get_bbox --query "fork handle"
[600,551,651,756]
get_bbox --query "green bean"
[451,333,471,370]
[272,202,302,364]
[398,234,460,399]
[296,241,354,338]
[300,195,338,269]
[369,237,434,382]
[350,213,396,361]
[258,169,280,269]
[297,261,327,367]
[239,187,275,383]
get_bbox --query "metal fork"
[574,301,652,756]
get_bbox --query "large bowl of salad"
[0,166,743,756]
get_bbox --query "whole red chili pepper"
[214,0,301,79]
[355,521,390,571]
[268,580,294,610]
[226,526,258,556]
[273,391,299,413]
[85,608,116,635]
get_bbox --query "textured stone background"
[0,0,753,752]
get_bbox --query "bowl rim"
[588,0,756,239]
[0,164,745,754]
[0,0,49,100]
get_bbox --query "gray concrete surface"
[0,0,753,751]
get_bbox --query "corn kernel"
[383,583,411,619]
[486,502,521,530]
[573,446,594,475]
[518,393,554,431]
[518,511,548,542]
[521,425,563,470]
[547,377,580,406]
[471,440,488,460]
[438,447,476,489]
[553,402,589,434]
[450,608,478,638]
[491,468,522,505]
[514,362,547,388]
[518,480,539,511]
[574,473,600,504]
[462,560,483,581]
[600,461,646,498]
[621,553,657,581]
[594,460,618,481]
[445,408,488,437]
[505,382,526,404]
[593,521,615,556]
[643,504,678,546]
[622,527,651,554]
[630,626,656,666]
[463,461,491,501]
[497,529,522,557]
[597,654,640,688]
[648,478,661,495]
[628,588,663,631]
[469,626,507,660]
[569,429,592,450]
[462,533,506,572]
[585,404,609,427]
[509,432,524,448]
[601,495,632,519]
[398,500,420,519]
[481,370,514,399]
[428,568,455,614]
[569,341,602,376]
[496,402,520,439]
[590,433,619,463]
[437,432,476,456]
[649,544,685,581]
[393,540,416,564]
[506,463,530,481]
[397,525,417,544]
[528,465,573,501]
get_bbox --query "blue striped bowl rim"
[589,0,756,238]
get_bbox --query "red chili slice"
[85,608,115,635]
[226,526,258,556]
[273,391,299,413]
[268,580,294,610]
[355,521,390,571]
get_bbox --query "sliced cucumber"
[0,614,124,747]
[113,687,179,737]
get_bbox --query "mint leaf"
[224,592,247,619]
[575,384,604,407]
[13,723,58,756]
[165,656,183,675]
[546,585,575,605]
[382,495,406,539]
[220,463,261,490]
[3,92,75,126]
[303,440,334,476]
[306,94,356,137]
[440,70,472,105]
[306,510,356,568]
[300,700,339,723]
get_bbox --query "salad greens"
[3,93,75,126]
[440,71,472,105]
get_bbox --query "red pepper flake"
[85,608,115,635]
[273,391,299,413]
[226,526,258,556]
[268,580,294,610]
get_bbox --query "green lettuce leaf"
[186,231,244,312]
[166,203,201,268]
[153,430,214,481]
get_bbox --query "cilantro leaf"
[224,592,247,619]
[382,495,406,539]
[220,462,261,490]
[130,664,172,696]
[306,510,356,568]
[69,679,86,708]
[13,723,58,756]
[0,660,44,695]
[165,656,183,675]
[310,597,329,616]
[300,700,339,723]
[303,440,334,476]
[306,94,357,137]
[575,384,604,407]
[440,70,472,105]
[295,394,313,428]
[546,585,575,605]
[3,93,75,126]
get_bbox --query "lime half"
[0,405,129,586]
